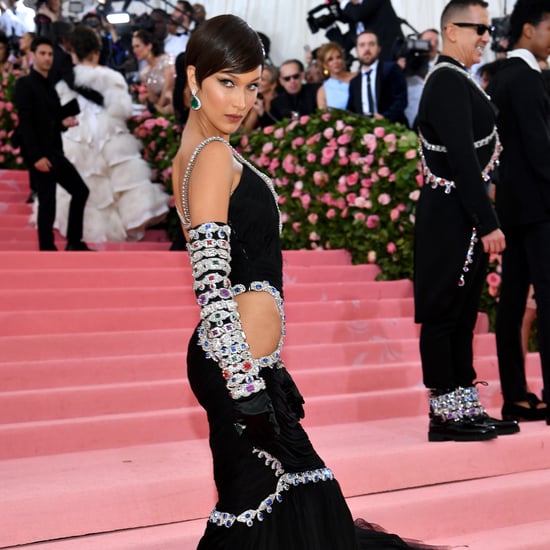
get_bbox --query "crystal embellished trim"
[458,228,478,287]
[459,386,486,418]
[177,136,282,234]
[429,388,466,422]
[208,449,335,528]
[418,61,503,194]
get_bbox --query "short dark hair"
[441,0,489,30]
[70,24,101,61]
[509,0,550,47]
[280,59,305,73]
[185,14,264,86]
[30,35,54,52]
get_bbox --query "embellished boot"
[428,388,497,442]
[460,384,520,436]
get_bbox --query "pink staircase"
[1,169,550,550]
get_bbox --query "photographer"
[335,0,404,61]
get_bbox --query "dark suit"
[14,69,88,250]
[346,61,408,126]
[269,83,320,122]
[414,56,500,390]
[487,56,550,406]
[340,0,404,61]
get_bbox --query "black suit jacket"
[487,57,550,228]
[269,83,320,122]
[14,69,65,165]
[413,56,500,322]
[341,0,404,61]
[346,61,408,125]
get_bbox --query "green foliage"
[233,110,421,280]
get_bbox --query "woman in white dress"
[53,25,170,242]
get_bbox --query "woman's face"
[193,66,262,135]
[132,37,151,61]
[259,69,276,94]
[19,33,32,52]
[324,48,345,76]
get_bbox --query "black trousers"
[496,222,550,404]
[31,154,89,250]
[419,244,488,390]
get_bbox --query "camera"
[307,0,342,34]
[491,16,510,53]
[394,35,432,77]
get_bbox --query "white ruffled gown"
[51,64,170,242]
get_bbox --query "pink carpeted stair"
[1,169,549,550]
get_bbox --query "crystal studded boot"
[428,388,497,442]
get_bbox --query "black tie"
[365,70,374,116]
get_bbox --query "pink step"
[0,202,32,214]
[2,419,550,547]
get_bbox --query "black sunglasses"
[452,22,496,36]
[282,73,301,82]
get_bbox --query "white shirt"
[164,33,189,58]
[361,60,379,115]
[507,48,541,72]
[0,0,35,36]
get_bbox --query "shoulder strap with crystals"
[425,61,491,102]
[178,136,232,230]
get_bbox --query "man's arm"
[380,62,407,123]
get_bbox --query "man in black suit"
[14,36,90,251]
[414,0,518,441]
[487,0,550,424]
[269,59,320,122]
[346,30,408,126]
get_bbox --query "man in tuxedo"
[414,0,518,441]
[487,0,550,424]
[269,59,320,122]
[346,30,408,125]
[14,36,90,251]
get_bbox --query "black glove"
[233,390,280,440]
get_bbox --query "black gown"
[184,145,440,549]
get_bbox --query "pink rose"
[390,208,400,221]
[367,250,377,263]
[307,152,317,163]
[354,212,366,221]
[405,148,417,159]
[308,213,318,224]
[378,193,391,206]
[323,127,334,140]
[263,126,275,135]
[366,215,380,229]
[374,126,385,138]
[337,133,351,145]
[378,166,390,178]
[387,242,397,254]
[326,208,337,219]
[262,142,274,154]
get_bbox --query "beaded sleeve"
[187,221,267,400]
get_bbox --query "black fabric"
[414,56,500,324]
[227,164,283,295]
[269,83,320,122]
[185,159,438,549]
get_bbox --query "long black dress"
[183,138,438,549]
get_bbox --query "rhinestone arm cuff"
[188,222,266,400]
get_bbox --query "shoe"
[40,244,58,251]
[471,413,520,435]
[428,418,498,442]
[65,242,95,251]
[502,393,547,422]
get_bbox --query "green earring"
[191,89,201,110]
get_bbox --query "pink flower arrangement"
[235,110,420,279]
[0,72,24,169]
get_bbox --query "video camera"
[491,15,510,53]
[306,0,342,35]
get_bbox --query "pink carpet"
[1,169,549,550]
